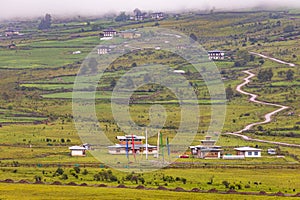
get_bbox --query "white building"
[151,12,165,20]
[173,70,185,74]
[234,147,261,158]
[97,46,111,55]
[108,135,157,155]
[190,136,223,159]
[69,146,86,156]
[208,50,225,60]
[103,28,117,37]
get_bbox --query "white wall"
[244,151,261,157]
[71,150,84,156]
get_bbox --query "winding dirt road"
[224,54,300,148]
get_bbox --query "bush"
[222,180,230,188]
[61,174,68,180]
[54,167,64,176]
[82,169,88,175]
[73,166,80,174]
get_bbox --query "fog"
[1,0,300,19]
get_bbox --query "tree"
[38,14,52,30]
[225,85,234,100]
[115,12,129,22]
[110,79,117,87]
[189,33,198,42]
[55,167,64,176]
[257,68,273,82]
[283,25,294,33]
[286,69,294,81]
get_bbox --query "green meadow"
[1,9,300,198]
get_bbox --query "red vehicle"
[179,155,189,158]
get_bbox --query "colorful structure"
[108,135,157,155]
[190,136,223,159]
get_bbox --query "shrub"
[61,174,68,180]
[73,166,80,174]
[222,180,230,188]
[82,169,88,175]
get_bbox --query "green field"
[1,9,300,199]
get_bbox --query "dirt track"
[224,53,300,148]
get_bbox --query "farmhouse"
[108,135,157,155]
[119,29,141,39]
[190,136,223,159]
[5,29,20,37]
[132,8,146,21]
[208,50,225,60]
[150,12,165,20]
[103,28,117,37]
[234,147,261,158]
[97,46,112,55]
[69,146,86,156]
[7,44,16,49]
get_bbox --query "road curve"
[249,52,296,67]
[225,70,300,148]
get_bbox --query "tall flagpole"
[156,132,160,158]
[145,128,148,160]
[132,134,136,161]
[167,137,170,162]
[126,138,129,162]
[160,132,164,163]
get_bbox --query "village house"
[132,8,146,21]
[5,29,20,37]
[69,146,86,156]
[97,46,112,55]
[190,136,223,159]
[234,147,261,158]
[208,50,225,60]
[102,27,117,37]
[108,135,157,155]
[7,44,16,49]
[119,29,141,39]
[150,12,165,20]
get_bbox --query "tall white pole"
[157,131,160,158]
[145,128,148,160]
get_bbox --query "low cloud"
[1,0,300,19]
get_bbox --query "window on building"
[254,152,258,156]
[248,152,252,156]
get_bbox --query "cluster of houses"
[97,26,227,61]
[69,135,275,159]
[100,27,141,40]
[131,8,165,21]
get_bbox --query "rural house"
[5,29,20,37]
[190,136,223,159]
[132,8,146,21]
[150,12,165,20]
[103,27,117,37]
[69,146,86,156]
[97,46,112,55]
[234,147,261,158]
[108,135,157,155]
[208,50,225,60]
[119,29,141,39]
